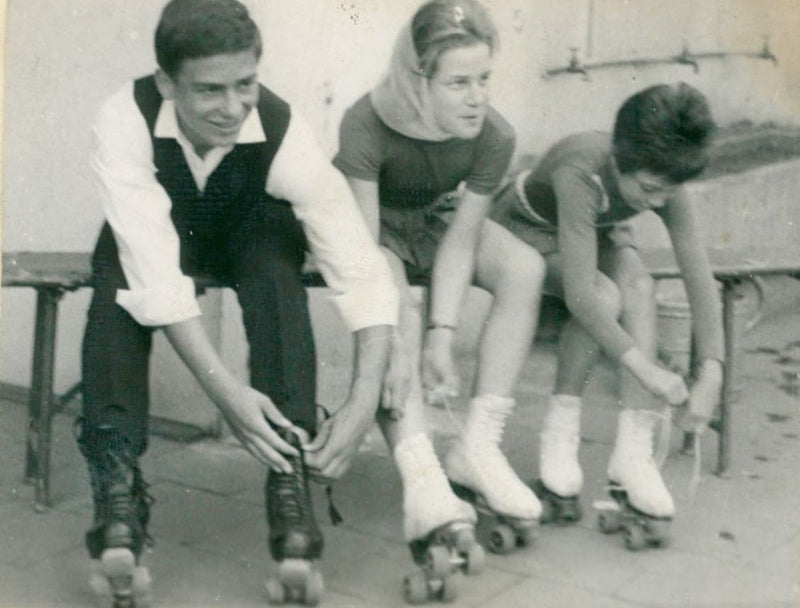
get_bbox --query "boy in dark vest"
[79,0,397,603]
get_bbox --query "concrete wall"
[3,0,800,429]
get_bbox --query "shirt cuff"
[115,275,201,326]
[328,279,399,332]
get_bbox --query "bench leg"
[25,288,61,512]
[714,280,737,477]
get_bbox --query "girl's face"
[428,42,492,140]
[614,164,677,213]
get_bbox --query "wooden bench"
[4,248,799,510]
[1,251,325,511]
[641,247,800,477]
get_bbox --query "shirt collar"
[153,100,267,144]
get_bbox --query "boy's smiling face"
[156,50,260,157]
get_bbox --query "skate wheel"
[463,543,485,576]
[264,577,286,604]
[403,572,429,605]
[517,523,538,546]
[647,520,671,548]
[624,525,647,551]
[89,567,114,608]
[488,524,516,554]
[132,566,153,607]
[560,501,583,523]
[303,570,324,606]
[439,574,459,603]
[279,558,312,588]
[597,511,621,534]
[452,526,476,553]
[425,545,452,578]
[539,498,557,525]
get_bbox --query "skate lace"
[133,466,156,547]
[654,406,702,501]
[470,404,517,480]
[275,459,307,524]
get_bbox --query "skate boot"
[531,395,583,524]
[395,433,483,605]
[595,409,674,550]
[264,428,324,606]
[445,395,540,554]
[79,425,153,608]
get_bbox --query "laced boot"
[533,395,583,524]
[445,395,540,553]
[79,425,152,607]
[596,409,674,550]
[264,428,324,605]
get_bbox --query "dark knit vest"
[132,75,292,270]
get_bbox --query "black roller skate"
[79,426,153,608]
[264,429,324,606]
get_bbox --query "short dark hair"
[155,0,262,78]
[411,0,498,78]
[613,83,716,183]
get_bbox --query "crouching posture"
[492,83,724,545]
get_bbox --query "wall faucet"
[675,40,699,73]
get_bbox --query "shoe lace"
[274,455,307,525]
[469,404,519,483]
[132,465,155,547]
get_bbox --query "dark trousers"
[81,202,317,456]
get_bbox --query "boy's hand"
[217,385,299,473]
[380,332,411,420]
[304,396,375,480]
[679,360,723,434]
[422,328,460,405]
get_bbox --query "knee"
[596,278,623,320]
[498,248,546,303]
[617,265,655,310]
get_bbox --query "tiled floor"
[1,280,799,607]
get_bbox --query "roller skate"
[79,426,153,608]
[264,428,324,606]
[595,409,673,551]
[394,433,483,605]
[444,396,540,555]
[531,395,583,525]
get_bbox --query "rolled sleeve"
[91,82,201,326]
[267,111,399,331]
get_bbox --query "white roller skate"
[595,408,674,550]
[532,395,583,524]
[395,433,484,605]
[445,395,540,554]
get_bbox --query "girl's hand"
[422,328,460,405]
[679,360,723,434]
[641,363,689,405]
[623,347,689,405]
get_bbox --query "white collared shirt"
[90,80,398,331]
